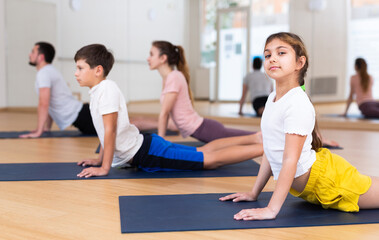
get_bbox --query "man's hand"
[19,130,43,138]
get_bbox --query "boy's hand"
[233,207,277,221]
[219,192,257,202]
[77,158,101,167]
[77,166,109,178]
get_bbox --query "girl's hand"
[234,207,277,221]
[219,192,257,202]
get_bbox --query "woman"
[343,58,378,118]
[132,41,257,143]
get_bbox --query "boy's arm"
[20,88,51,138]
[77,144,104,167]
[77,112,117,178]
[158,92,177,137]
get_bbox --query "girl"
[131,41,258,143]
[220,32,379,220]
[343,58,379,118]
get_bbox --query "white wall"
[2,0,352,107]
[290,0,348,101]
[58,0,188,103]
[127,0,187,101]
[3,0,188,107]
[0,0,7,108]
[5,0,57,107]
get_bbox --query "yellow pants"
[290,148,371,212]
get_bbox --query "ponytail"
[311,120,322,152]
[355,58,370,92]
[152,41,194,104]
[176,45,194,104]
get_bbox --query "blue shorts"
[132,134,204,172]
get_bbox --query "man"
[20,42,95,138]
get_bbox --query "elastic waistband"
[290,148,328,197]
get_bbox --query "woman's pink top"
[350,74,374,106]
[160,70,203,138]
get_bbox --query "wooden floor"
[0,101,379,240]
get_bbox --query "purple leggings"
[190,118,255,143]
[359,101,379,118]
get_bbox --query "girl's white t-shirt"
[261,87,316,180]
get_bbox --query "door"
[216,7,250,101]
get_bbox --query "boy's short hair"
[36,42,55,63]
[252,57,262,70]
[74,44,114,77]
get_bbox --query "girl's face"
[147,46,166,70]
[263,38,305,83]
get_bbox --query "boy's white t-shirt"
[35,64,83,130]
[261,87,316,180]
[89,79,143,168]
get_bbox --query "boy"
[74,44,263,178]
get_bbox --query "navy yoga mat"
[140,129,179,136]
[0,160,259,181]
[323,113,378,120]
[0,130,96,139]
[119,192,379,233]
[0,129,178,139]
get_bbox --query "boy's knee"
[203,154,220,169]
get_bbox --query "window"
[250,0,289,61]
[201,0,250,66]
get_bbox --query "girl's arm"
[234,134,305,220]
[219,153,271,202]
[77,112,118,178]
[158,92,177,137]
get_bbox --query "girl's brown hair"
[265,32,322,151]
[355,58,370,92]
[152,41,194,104]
